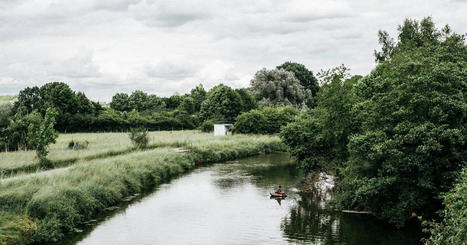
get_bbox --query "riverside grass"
[0,134,284,244]
[0,131,248,177]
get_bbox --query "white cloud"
[0,0,466,101]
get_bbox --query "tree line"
[0,61,318,151]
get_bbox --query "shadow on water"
[281,193,423,245]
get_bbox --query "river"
[61,153,422,244]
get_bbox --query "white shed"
[214,124,233,136]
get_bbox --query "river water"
[62,153,422,245]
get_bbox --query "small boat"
[270,192,287,198]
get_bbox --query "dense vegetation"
[281,17,466,234]
[233,106,298,134]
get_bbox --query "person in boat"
[275,185,284,194]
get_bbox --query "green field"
[0,131,271,176]
[0,131,284,244]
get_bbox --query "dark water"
[62,153,422,245]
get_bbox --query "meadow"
[0,131,284,244]
[0,131,269,177]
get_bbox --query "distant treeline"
[0,61,319,151]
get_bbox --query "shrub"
[67,140,89,150]
[425,168,467,245]
[199,120,214,132]
[233,106,298,134]
[128,128,149,149]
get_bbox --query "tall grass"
[0,131,253,177]
[0,135,284,244]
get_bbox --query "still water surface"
[63,153,422,244]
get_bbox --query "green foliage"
[235,88,258,112]
[234,106,298,134]
[250,68,312,108]
[277,61,319,105]
[280,66,359,171]
[199,119,214,132]
[200,84,243,121]
[67,140,89,150]
[337,17,466,226]
[110,93,130,112]
[27,108,59,162]
[190,84,207,112]
[425,167,467,245]
[128,128,149,149]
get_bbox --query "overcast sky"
[0,0,466,101]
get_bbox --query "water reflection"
[60,153,421,245]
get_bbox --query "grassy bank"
[0,131,247,177]
[0,134,284,244]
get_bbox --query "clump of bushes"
[199,119,214,132]
[128,127,149,149]
[425,167,467,245]
[67,140,89,150]
[233,106,298,134]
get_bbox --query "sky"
[0,0,466,102]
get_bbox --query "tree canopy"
[250,68,311,108]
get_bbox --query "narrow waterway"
[61,153,422,245]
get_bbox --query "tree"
[250,68,311,108]
[110,93,130,112]
[337,17,466,226]
[199,84,243,121]
[128,127,149,149]
[13,86,41,116]
[75,92,94,114]
[280,66,359,171]
[128,90,149,111]
[39,82,77,114]
[27,108,59,162]
[234,106,297,134]
[190,84,207,112]
[277,62,319,102]
[235,88,258,112]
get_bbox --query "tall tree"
[277,62,319,101]
[110,93,131,112]
[250,68,311,108]
[200,84,243,121]
[235,88,258,112]
[338,17,466,226]
[27,108,59,162]
[13,86,42,116]
[190,84,207,112]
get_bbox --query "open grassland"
[0,133,284,244]
[0,131,261,177]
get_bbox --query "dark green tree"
[110,93,131,112]
[337,17,466,226]
[13,86,42,116]
[200,84,243,121]
[39,82,77,114]
[128,90,149,111]
[190,84,207,112]
[235,88,258,112]
[277,61,319,100]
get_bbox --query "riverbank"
[0,134,284,244]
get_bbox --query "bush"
[425,168,467,245]
[67,140,89,150]
[128,128,149,149]
[199,120,214,132]
[233,106,298,134]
